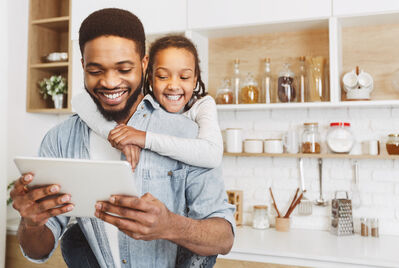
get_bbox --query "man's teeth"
[103,92,123,99]
[166,95,181,101]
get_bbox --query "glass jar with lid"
[326,122,354,153]
[252,205,270,229]
[240,72,259,104]
[386,134,399,155]
[277,63,296,103]
[301,122,321,154]
[215,78,234,104]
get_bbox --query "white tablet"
[14,156,139,217]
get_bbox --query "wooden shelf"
[224,152,399,160]
[216,99,399,110]
[31,16,69,31]
[30,62,69,69]
[26,108,72,114]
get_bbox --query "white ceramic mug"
[225,128,243,153]
[264,139,284,154]
[369,139,379,155]
[244,139,263,153]
[283,129,299,154]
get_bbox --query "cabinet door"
[333,0,399,16]
[71,0,186,40]
[188,0,332,30]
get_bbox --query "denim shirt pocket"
[142,167,188,215]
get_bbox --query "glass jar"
[240,72,259,104]
[361,217,369,237]
[261,58,273,104]
[370,218,379,237]
[386,134,399,155]
[326,122,354,153]
[215,78,234,104]
[301,123,321,154]
[232,59,241,104]
[252,205,270,229]
[277,63,296,103]
[306,56,327,102]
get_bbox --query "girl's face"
[151,47,197,113]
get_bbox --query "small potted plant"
[38,75,67,109]
[7,181,15,206]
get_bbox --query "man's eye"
[119,69,132,74]
[157,76,168,80]
[181,76,190,80]
[88,70,101,75]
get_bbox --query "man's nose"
[99,71,122,89]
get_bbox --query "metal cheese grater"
[331,191,354,236]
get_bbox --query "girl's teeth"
[104,92,123,99]
[166,95,181,101]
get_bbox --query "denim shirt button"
[122,259,127,264]
[143,114,147,118]
[167,171,173,176]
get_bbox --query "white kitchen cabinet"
[71,0,186,40]
[333,0,399,17]
[187,0,331,30]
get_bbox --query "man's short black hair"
[79,8,145,58]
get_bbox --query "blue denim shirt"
[24,95,235,268]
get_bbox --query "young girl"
[72,35,223,170]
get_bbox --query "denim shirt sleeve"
[20,119,76,263]
[185,165,236,235]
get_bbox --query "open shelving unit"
[224,152,399,160]
[185,2,399,111]
[26,0,72,113]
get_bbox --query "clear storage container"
[301,122,320,154]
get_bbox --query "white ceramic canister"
[225,128,243,153]
[264,139,284,153]
[326,122,354,153]
[244,139,263,153]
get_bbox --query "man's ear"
[142,55,149,73]
[81,58,84,69]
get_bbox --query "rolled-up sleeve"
[185,166,236,235]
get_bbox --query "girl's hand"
[108,124,146,149]
[123,144,141,172]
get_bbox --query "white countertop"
[220,226,399,268]
[7,219,398,267]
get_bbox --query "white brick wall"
[220,107,399,235]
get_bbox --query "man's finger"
[26,184,61,202]
[95,209,148,235]
[109,195,152,212]
[35,204,75,222]
[12,173,34,192]
[95,201,149,223]
[33,194,71,214]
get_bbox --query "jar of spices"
[215,78,234,104]
[240,72,259,104]
[370,218,379,238]
[252,205,270,229]
[386,134,399,155]
[301,123,321,154]
[277,63,296,103]
[361,217,369,237]
[326,122,354,153]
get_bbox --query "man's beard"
[84,79,143,122]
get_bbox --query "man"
[10,8,235,268]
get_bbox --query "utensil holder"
[275,217,290,232]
